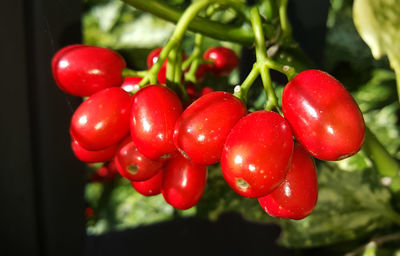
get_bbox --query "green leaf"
[353,0,400,99]
[279,165,394,248]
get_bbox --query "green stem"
[250,7,279,111]
[122,68,148,78]
[363,127,399,177]
[122,0,258,45]
[279,0,292,38]
[234,64,260,105]
[184,33,204,84]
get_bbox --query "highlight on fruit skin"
[258,143,318,220]
[282,69,365,161]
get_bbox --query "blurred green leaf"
[279,166,394,248]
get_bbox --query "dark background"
[0,0,328,255]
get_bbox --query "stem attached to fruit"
[250,7,279,111]
[234,64,259,105]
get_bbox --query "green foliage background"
[83,0,400,254]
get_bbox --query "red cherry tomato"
[52,45,126,96]
[131,170,163,196]
[161,154,207,210]
[71,137,118,163]
[203,47,239,76]
[70,87,131,150]
[282,70,365,161]
[121,76,142,93]
[115,137,164,181]
[130,85,183,160]
[258,143,318,220]
[174,91,246,165]
[221,111,294,198]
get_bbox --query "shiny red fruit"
[71,137,118,163]
[174,91,246,165]
[161,154,207,210]
[147,47,163,68]
[282,70,365,161]
[115,137,164,181]
[221,111,294,198]
[258,144,318,220]
[130,85,183,160]
[70,87,131,150]
[52,45,126,97]
[131,170,163,196]
[203,47,239,76]
[121,76,142,93]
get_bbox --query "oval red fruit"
[70,87,131,150]
[131,170,163,196]
[221,111,294,198]
[203,47,239,76]
[161,154,207,210]
[130,85,183,160]
[258,143,318,220]
[115,137,164,181]
[71,137,118,163]
[52,45,126,96]
[174,91,246,165]
[282,70,365,161]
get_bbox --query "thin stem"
[122,0,258,45]
[184,33,204,84]
[122,68,148,78]
[279,0,292,38]
[234,64,259,105]
[250,7,279,111]
[395,65,400,103]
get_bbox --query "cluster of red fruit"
[52,44,365,220]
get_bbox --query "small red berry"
[161,154,207,210]
[130,85,183,160]
[282,70,365,161]
[174,91,246,165]
[52,45,126,96]
[203,47,239,76]
[70,87,131,150]
[131,170,163,196]
[121,76,142,93]
[258,143,318,220]
[115,137,164,181]
[221,111,294,198]
[71,137,118,163]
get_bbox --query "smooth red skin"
[203,47,239,76]
[115,137,164,181]
[221,111,294,198]
[174,91,247,165]
[71,138,118,163]
[51,44,85,77]
[282,70,365,161]
[53,45,126,96]
[70,87,131,150]
[131,170,163,196]
[258,144,318,220]
[161,154,207,210]
[130,85,183,160]
[121,76,142,93]
[147,47,163,68]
